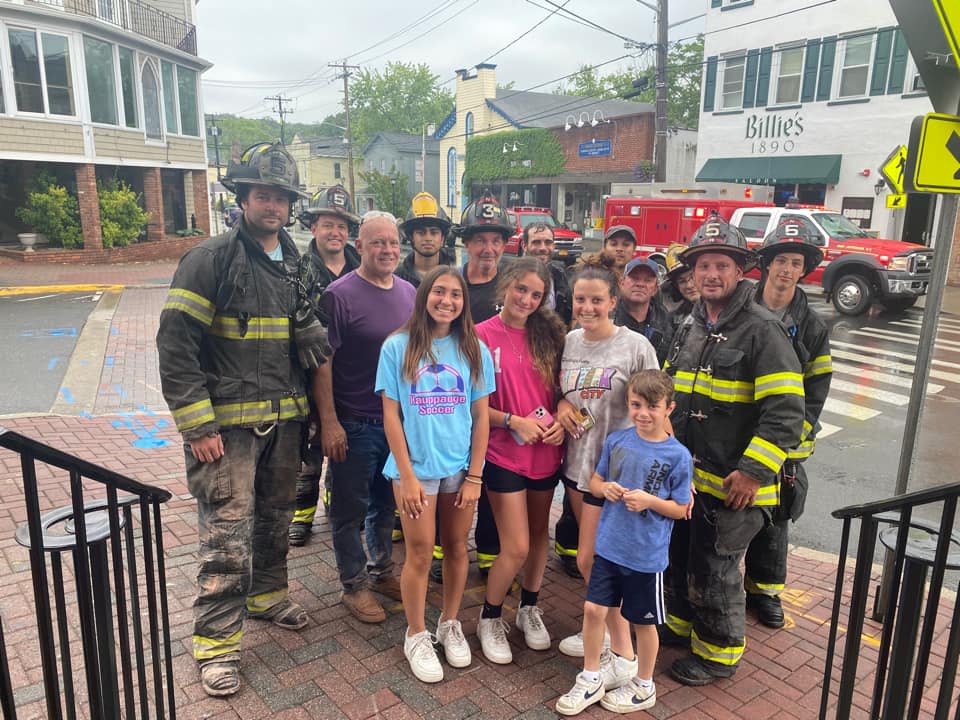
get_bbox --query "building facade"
[362,131,440,201]
[287,135,374,212]
[0,0,211,250]
[436,64,696,236]
[695,0,933,244]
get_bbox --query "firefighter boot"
[746,593,785,629]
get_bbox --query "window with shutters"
[720,55,746,109]
[774,46,804,105]
[837,33,873,98]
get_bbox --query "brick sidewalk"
[0,285,954,718]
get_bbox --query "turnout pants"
[292,444,330,527]
[189,422,302,664]
[745,463,807,598]
[474,484,500,570]
[666,493,767,668]
[553,486,579,560]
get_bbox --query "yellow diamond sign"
[879,145,907,195]
[906,113,960,193]
[933,0,960,67]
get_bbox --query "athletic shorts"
[561,475,604,507]
[389,470,465,496]
[484,461,559,493]
[586,554,665,625]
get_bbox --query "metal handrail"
[821,482,960,720]
[0,426,176,719]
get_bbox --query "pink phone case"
[511,407,555,444]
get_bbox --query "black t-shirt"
[465,264,500,323]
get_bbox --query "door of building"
[902,193,936,245]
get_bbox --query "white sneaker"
[555,672,605,716]
[516,605,551,651]
[403,629,443,683]
[477,616,513,664]
[599,648,638,690]
[558,630,611,658]
[600,677,656,713]
[436,617,471,668]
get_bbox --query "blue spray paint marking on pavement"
[111,410,170,448]
[22,328,78,338]
[79,411,95,419]
[60,388,75,404]
[104,356,114,367]
[111,327,119,336]
[47,357,59,370]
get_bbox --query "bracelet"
[466,473,483,481]
[504,412,512,429]
[465,477,483,485]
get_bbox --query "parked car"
[504,206,583,265]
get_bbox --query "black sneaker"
[746,593,785,629]
[560,555,583,579]
[288,523,311,547]
[670,655,736,686]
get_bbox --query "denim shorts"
[389,470,466,495]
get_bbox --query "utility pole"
[264,94,293,145]
[207,114,222,235]
[654,0,668,182]
[329,60,360,198]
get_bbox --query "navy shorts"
[561,475,604,507]
[484,461,559,493]
[586,554,665,625]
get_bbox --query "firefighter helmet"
[682,213,755,269]
[401,192,452,236]
[455,195,513,240]
[757,217,824,278]
[221,142,306,199]
[664,243,691,278]
[298,184,360,230]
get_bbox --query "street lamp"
[421,123,436,192]
[390,176,397,216]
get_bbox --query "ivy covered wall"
[463,129,565,190]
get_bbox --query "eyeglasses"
[360,210,397,225]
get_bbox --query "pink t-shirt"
[477,315,564,480]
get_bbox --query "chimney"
[475,63,497,101]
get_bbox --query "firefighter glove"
[293,302,331,369]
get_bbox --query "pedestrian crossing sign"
[886,193,907,209]
[880,145,907,195]
[905,113,960,193]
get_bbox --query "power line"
[265,94,294,144]
[673,0,837,44]
[346,0,463,62]
[477,0,573,66]
[524,0,649,47]
[330,61,360,198]
[360,1,482,66]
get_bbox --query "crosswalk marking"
[817,422,842,439]
[822,397,881,420]
[849,328,960,351]
[831,348,960,385]
[830,362,944,393]
[891,320,960,337]
[832,339,960,369]
[828,378,912,406]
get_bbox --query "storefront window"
[839,34,872,98]
[83,35,117,124]
[775,46,804,105]
[177,66,199,136]
[721,56,745,109]
[118,47,137,128]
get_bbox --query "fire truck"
[602,193,933,316]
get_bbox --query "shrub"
[15,182,84,249]
[99,180,150,248]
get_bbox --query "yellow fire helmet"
[664,243,690,278]
[401,192,452,235]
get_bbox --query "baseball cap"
[624,257,663,281]
[604,225,637,243]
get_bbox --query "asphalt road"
[0,290,101,415]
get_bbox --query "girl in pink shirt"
[474,258,568,664]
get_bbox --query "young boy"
[556,370,693,715]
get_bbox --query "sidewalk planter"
[17,232,39,252]
[0,233,208,263]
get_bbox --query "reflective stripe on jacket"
[664,281,804,505]
[158,222,308,439]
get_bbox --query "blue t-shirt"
[376,332,495,482]
[594,429,693,573]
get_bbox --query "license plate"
[558,250,568,256]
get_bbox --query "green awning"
[696,154,842,184]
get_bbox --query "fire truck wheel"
[832,274,872,316]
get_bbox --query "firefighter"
[744,218,832,628]
[661,242,700,334]
[661,215,804,686]
[289,185,361,547]
[615,256,672,365]
[396,192,457,287]
[157,142,330,697]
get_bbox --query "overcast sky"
[195,0,706,125]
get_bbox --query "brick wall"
[0,234,207,264]
[553,115,654,174]
[191,170,210,234]
[75,164,103,250]
[143,167,164,243]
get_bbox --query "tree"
[359,168,411,219]
[204,114,343,164]
[552,36,705,129]
[348,62,453,149]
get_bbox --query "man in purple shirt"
[316,211,416,623]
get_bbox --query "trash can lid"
[878,525,960,570]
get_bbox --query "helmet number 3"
[480,203,497,219]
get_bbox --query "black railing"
[28,0,197,55]
[0,427,175,719]
[821,481,960,720]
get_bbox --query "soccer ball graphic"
[412,363,465,395]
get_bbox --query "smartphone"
[512,406,556,444]
[577,407,596,432]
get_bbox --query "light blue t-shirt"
[594,429,693,573]
[266,243,284,261]
[376,332,495,482]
